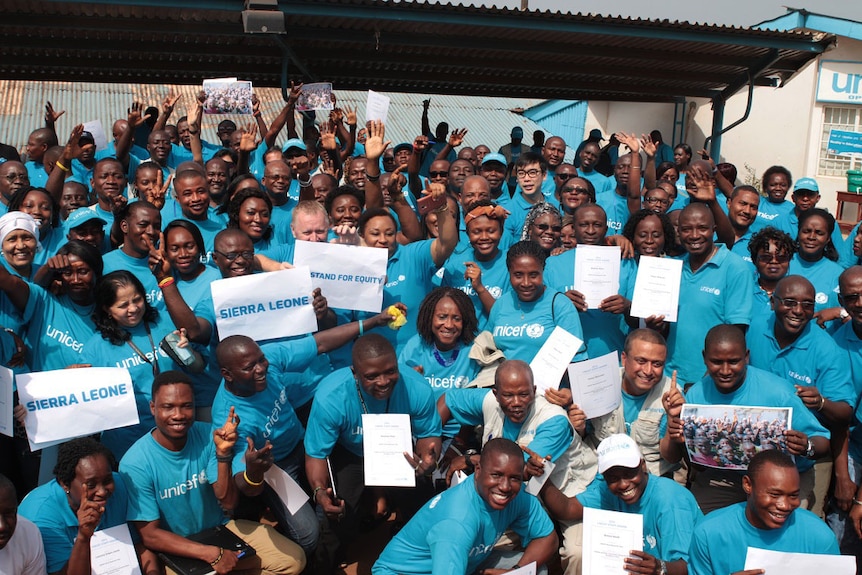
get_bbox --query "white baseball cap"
[597,434,642,474]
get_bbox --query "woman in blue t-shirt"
[82,270,204,458]
[225,187,279,253]
[486,240,587,364]
[399,287,480,438]
[8,187,65,266]
[789,208,843,321]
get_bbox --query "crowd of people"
[0,84,861,575]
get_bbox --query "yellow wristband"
[243,470,264,487]
[55,161,70,172]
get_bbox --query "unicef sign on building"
[817,60,862,104]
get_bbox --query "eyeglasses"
[213,249,254,262]
[556,173,577,181]
[534,223,562,233]
[644,197,671,206]
[562,186,589,196]
[3,174,28,183]
[756,253,791,264]
[266,174,291,182]
[839,293,862,305]
[772,296,815,311]
[516,169,542,178]
[429,171,448,178]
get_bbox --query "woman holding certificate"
[19,438,160,575]
[486,239,587,363]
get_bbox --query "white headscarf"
[0,211,42,253]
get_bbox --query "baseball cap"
[793,177,819,194]
[597,434,642,474]
[393,142,413,154]
[481,153,507,166]
[511,127,524,139]
[281,138,307,153]
[589,129,604,141]
[79,131,96,145]
[64,208,107,231]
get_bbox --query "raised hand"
[319,122,337,151]
[213,406,240,455]
[345,106,357,127]
[162,91,181,114]
[448,128,468,147]
[614,132,640,154]
[239,122,259,153]
[287,81,304,105]
[364,120,391,161]
[45,101,65,126]
[76,482,105,539]
[244,437,274,480]
[639,134,656,158]
[128,101,152,129]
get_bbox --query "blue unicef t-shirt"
[684,366,830,473]
[398,334,480,437]
[120,422,225,537]
[210,377,305,470]
[578,474,702,562]
[487,288,587,363]
[19,473,130,574]
[788,254,842,313]
[747,316,856,426]
[102,249,166,312]
[160,203,227,261]
[441,249,510,328]
[21,285,94,371]
[751,199,794,233]
[305,366,441,459]
[444,388,573,462]
[688,502,839,575]
[373,476,554,575]
[544,248,636,358]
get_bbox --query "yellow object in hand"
[387,305,407,329]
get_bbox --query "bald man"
[665,203,753,386]
[746,275,854,516]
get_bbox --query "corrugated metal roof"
[0,0,835,103]
[0,81,575,160]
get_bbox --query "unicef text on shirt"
[493,324,546,338]
[426,375,470,389]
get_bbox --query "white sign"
[82,120,110,151]
[90,524,142,575]
[583,508,643,575]
[0,367,12,438]
[211,267,318,341]
[574,245,621,308]
[630,256,682,322]
[293,241,387,313]
[17,368,138,451]
[366,90,391,123]
[744,547,856,574]
[529,326,584,395]
[567,352,622,419]
[817,60,862,104]
[362,413,415,487]
[264,466,310,516]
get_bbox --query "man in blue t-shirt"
[119,371,305,574]
[373,438,557,575]
[541,434,702,575]
[688,450,839,575]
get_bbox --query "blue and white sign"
[827,129,862,157]
[817,60,862,104]
[293,241,387,313]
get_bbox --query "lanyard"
[126,322,160,377]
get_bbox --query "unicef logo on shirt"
[488,286,502,298]
[526,324,545,338]
[816,292,828,304]
[398,275,406,281]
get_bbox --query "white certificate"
[529,326,584,395]
[293,241,388,313]
[90,523,142,575]
[17,368,138,451]
[210,267,318,341]
[567,352,622,419]
[744,546,856,574]
[264,466,310,515]
[574,245,621,309]
[525,460,556,496]
[0,367,12,437]
[582,508,643,575]
[362,413,416,487]
[629,256,683,322]
[366,90,391,123]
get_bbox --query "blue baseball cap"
[64,208,106,231]
[481,153,507,166]
[281,138,307,153]
[393,142,413,154]
[793,177,819,194]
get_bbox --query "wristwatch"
[657,559,667,575]
[805,438,816,459]
[464,449,479,473]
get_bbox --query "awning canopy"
[1,0,837,103]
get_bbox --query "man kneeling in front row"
[372,438,558,575]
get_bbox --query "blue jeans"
[261,443,320,554]
[825,452,862,568]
